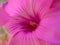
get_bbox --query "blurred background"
[0,0,6,7]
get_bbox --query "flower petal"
[35,9,60,44]
[51,0,60,9]
[0,7,9,26]
[6,32,58,45]
[7,32,42,45]
[5,0,27,16]
[5,18,23,34]
[5,0,53,17]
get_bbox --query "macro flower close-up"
[0,0,60,45]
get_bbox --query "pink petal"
[7,32,42,45]
[51,0,60,9]
[0,7,10,26]
[5,0,53,17]
[7,32,59,45]
[8,31,60,45]
[35,9,60,44]
[5,18,22,34]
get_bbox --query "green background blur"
[0,0,6,6]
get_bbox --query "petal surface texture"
[35,9,60,44]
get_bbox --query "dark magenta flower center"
[18,13,40,33]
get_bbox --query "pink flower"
[5,0,60,45]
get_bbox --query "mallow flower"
[4,0,60,45]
